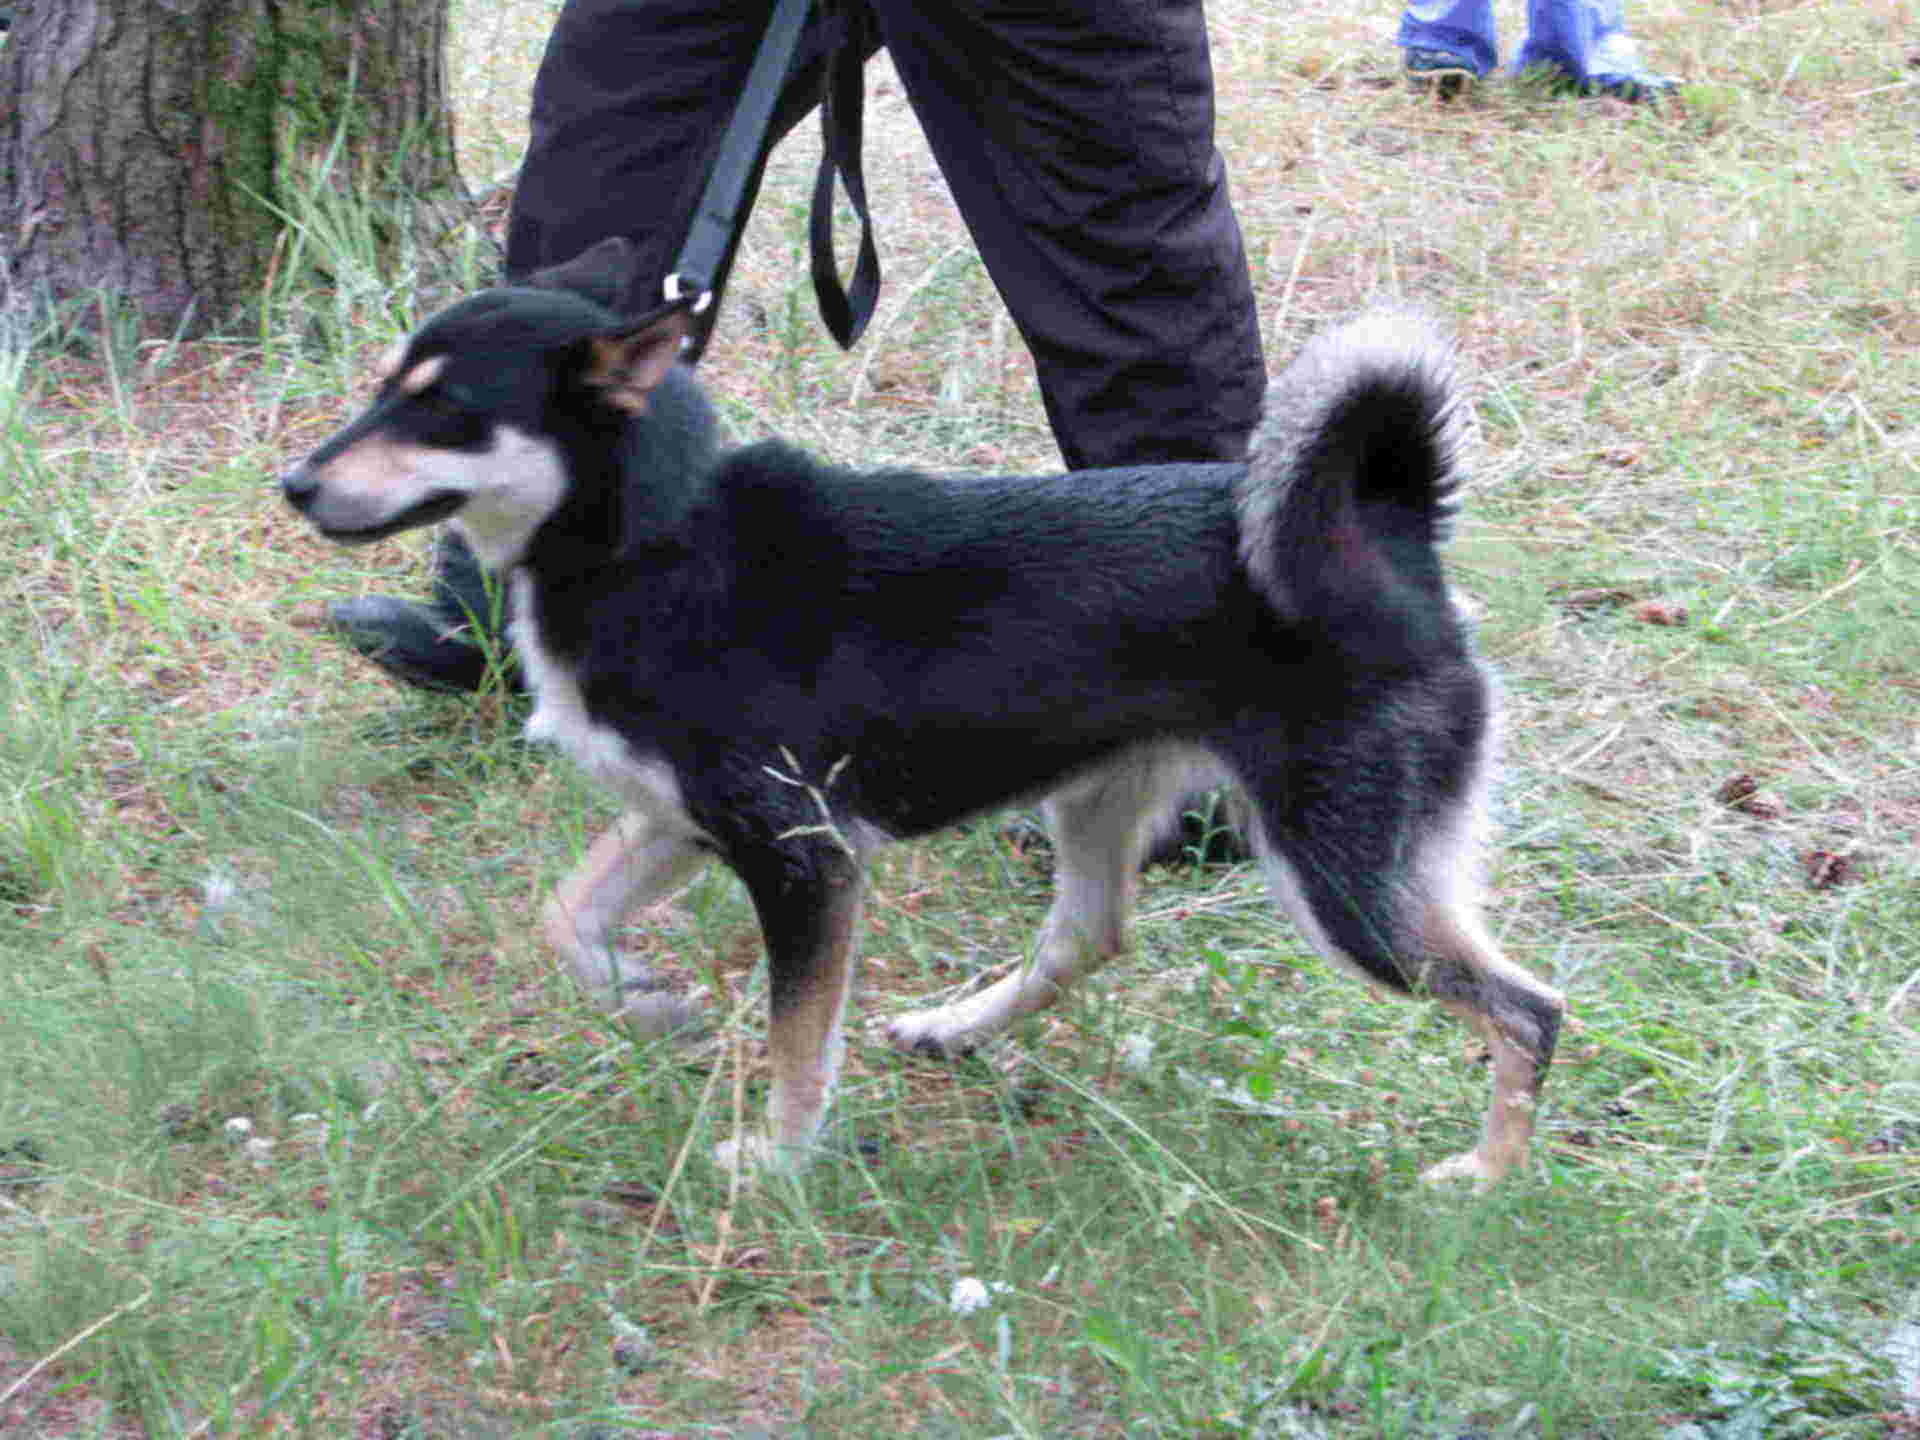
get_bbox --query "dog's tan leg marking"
[1417,907,1566,1185]
[883,760,1180,1055]
[884,859,1129,1055]
[542,813,708,1038]
[715,874,866,1177]
[1419,1002,1538,1184]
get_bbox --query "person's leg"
[504,0,881,348]
[1515,0,1673,99]
[871,0,1261,866]
[1397,0,1499,80]
[326,529,502,693]
[869,0,1265,469]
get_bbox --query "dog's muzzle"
[279,463,465,543]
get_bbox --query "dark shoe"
[1514,27,1677,105]
[326,595,501,693]
[1404,46,1480,100]
[1516,57,1675,102]
[326,531,518,694]
[1576,68,1676,103]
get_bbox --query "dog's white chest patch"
[450,427,570,570]
[509,574,699,829]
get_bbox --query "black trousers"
[504,0,1267,470]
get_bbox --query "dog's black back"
[535,442,1269,834]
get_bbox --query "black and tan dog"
[282,239,1563,1183]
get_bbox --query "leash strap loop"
[666,0,880,350]
[808,3,881,348]
[666,0,811,316]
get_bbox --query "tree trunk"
[0,0,463,339]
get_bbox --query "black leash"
[807,3,881,348]
[665,0,880,349]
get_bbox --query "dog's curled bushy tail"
[1238,311,1467,666]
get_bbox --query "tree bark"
[0,0,463,339]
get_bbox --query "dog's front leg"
[543,813,709,1038]
[715,852,867,1177]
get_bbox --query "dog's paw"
[1419,1148,1507,1187]
[712,1135,759,1176]
[877,1008,980,1060]
[713,1134,811,1179]
[617,987,712,1043]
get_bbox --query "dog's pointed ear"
[584,305,692,416]
[526,237,645,312]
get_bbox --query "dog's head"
[280,239,692,568]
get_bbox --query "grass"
[0,0,1916,1434]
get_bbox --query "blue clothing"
[1399,0,1667,92]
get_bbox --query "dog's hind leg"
[543,813,710,1038]
[1255,825,1561,1183]
[716,845,868,1176]
[885,753,1199,1057]
[1232,698,1564,1184]
[1409,903,1564,1184]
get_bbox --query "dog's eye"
[416,384,481,429]
[407,383,488,447]
[423,384,475,415]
